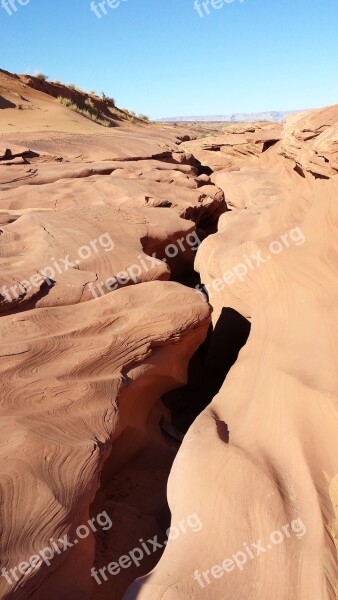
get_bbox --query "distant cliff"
[157,110,305,123]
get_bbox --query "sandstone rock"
[278,105,338,178]
[1,66,338,600]
[0,204,202,312]
[125,111,338,600]
[181,124,282,171]
[0,282,210,600]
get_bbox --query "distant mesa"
[157,110,306,123]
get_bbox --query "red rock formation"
[125,108,338,600]
[0,69,337,600]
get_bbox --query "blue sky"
[1,0,337,119]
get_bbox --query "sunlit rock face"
[0,69,337,600]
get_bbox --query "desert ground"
[0,68,337,600]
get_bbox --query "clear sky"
[1,0,337,119]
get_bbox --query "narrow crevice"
[194,157,213,176]
[88,151,248,600]
[262,139,279,152]
[293,164,306,178]
[162,308,251,436]
[0,279,56,317]
[309,171,330,180]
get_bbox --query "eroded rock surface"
[0,70,218,600]
[1,69,337,600]
[125,107,338,600]
[278,105,338,178]
[0,282,210,600]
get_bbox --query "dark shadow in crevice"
[162,307,251,435]
[0,279,56,317]
[309,171,330,180]
[0,96,16,109]
[262,139,279,152]
[203,307,251,400]
[214,416,230,443]
[194,157,213,176]
[0,149,39,162]
[293,164,306,178]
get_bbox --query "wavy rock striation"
[125,107,338,600]
[1,70,337,600]
[0,282,210,600]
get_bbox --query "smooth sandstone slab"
[0,281,211,600]
[211,153,303,210]
[0,204,200,313]
[125,178,338,600]
[0,161,225,230]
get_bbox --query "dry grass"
[36,73,48,82]
[57,96,111,127]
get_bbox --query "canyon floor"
[0,69,337,600]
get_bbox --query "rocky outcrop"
[181,122,282,171]
[125,108,338,600]
[278,105,338,178]
[1,68,337,600]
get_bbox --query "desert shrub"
[108,106,120,117]
[57,96,73,107]
[57,96,110,127]
[36,73,48,82]
[101,92,115,106]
